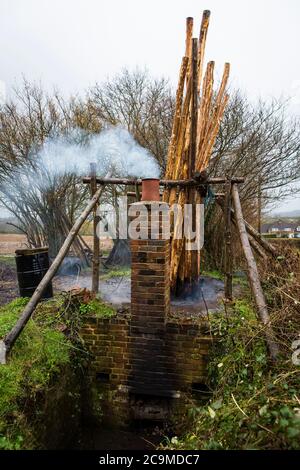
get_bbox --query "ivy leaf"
[259,404,268,416]
[279,418,289,428]
[211,399,223,410]
[208,406,216,419]
[287,427,300,438]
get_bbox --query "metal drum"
[15,247,53,299]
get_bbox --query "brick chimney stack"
[129,180,171,395]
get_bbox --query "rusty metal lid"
[15,247,49,256]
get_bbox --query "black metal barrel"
[15,247,53,299]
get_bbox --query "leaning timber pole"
[0,182,107,363]
[216,196,277,257]
[231,184,279,361]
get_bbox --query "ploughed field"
[0,233,113,255]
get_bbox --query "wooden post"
[135,182,140,201]
[90,163,100,294]
[1,183,107,361]
[232,184,279,361]
[224,178,233,301]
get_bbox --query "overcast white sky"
[0,0,300,213]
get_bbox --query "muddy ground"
[0,234,228,312]
[0,259,18,305]
[0,255,226,315]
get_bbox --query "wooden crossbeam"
[82,176,244,186]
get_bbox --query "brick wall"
[80,314,212,424]
[79,200,213,424]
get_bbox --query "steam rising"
[37,126,160,181]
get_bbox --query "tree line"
[0,70,299,259]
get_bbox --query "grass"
[99,267,131,281]
[0,293,116,449]
[0,255,15,267]
[202,270,224,281]
[0,297,71,449]
[79,299,116,318]
[202,269,249,288]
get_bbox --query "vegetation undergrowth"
[166,298,300,450]
[202,270,224,281]
[166,248,300,450]
[0,292,115,449]
[79,299,116,318]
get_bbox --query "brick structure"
[80,197,213,425]
[80,314,211,425]
[129,201,171,396]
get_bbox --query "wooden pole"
[216,196,268,259]
[165,56,189,181]
[197,10,211,94]
[185,17,194,61]
[90,163,100,294]
[190,38,198,176]
[232,184,279,361]
[1,183,107,361]
[224,178,233,301]
[188,38,200,283]
[244,218,276,257]
[134,182,140,201]
[248,233,268,260]
[216,196,276,257]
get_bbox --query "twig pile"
[261,246,300,351]
[164,11,230,293]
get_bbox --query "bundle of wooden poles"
[164,11,230,293]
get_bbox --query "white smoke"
[36,126,160,181]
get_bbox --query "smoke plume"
[36,125,160,182]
